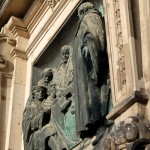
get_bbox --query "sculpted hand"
[82,46,89,59]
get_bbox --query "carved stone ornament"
[101,117,150,150]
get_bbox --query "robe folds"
[22,99,52,150]
[73,9,106,133]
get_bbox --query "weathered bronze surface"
[23,45,81,150]
[73,2,110,135]
[23,2,112,150]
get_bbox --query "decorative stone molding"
[10,48,27,60]
[46,0,60,9]
[107,91,148,120]
[103,0,129,106]
[0,33,8,42]
[7,37,16,46]
[113,0,126,93]
[25,0,81,57]
[0,0,10,18]
[5,17,29,60]
[6,16,29,39]
[102,117,150,150]
[0,33,16,46]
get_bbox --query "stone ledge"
[107,91,148,120]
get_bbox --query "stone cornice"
[0,0,34,28]
[25,0,82,57]
[1,0,82,60]
[6,16,29,39]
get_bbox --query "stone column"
[4,17,29,150]
[0,29,15,150]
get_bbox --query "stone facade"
[0,0,149,150]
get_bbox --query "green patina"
[63,101,81,149]
[52,100,81,150]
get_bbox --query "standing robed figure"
[73,2,108,134]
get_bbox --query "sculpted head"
[78,2,95,19]
[41,68,54,83]
[47,82,56,95]
[61,45,71,63]
[32,85,47,101]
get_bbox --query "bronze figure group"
[23,2,111,150]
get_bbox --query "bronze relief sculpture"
[23,2,113,150]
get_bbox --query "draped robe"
[73,9,106,133]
